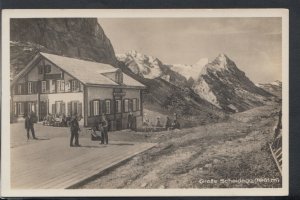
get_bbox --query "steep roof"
[40,52,118,86]
[12,52,145,88]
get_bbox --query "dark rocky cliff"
[10,18,117,78]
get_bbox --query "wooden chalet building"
[10,52,146,130]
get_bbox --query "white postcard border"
[1,9,289,197]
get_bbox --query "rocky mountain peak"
[10,18,117,78]
[200,53,236,75]
[193,53,273,112]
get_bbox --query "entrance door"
[39,101,48,121]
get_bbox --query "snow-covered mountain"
[192,54,274,112]
[117,50,163,79]
[116,50,208,84]
[117,51,274,113]
[257,80,282,98]
[116,50,187,86]
[170,58,209,80]
[116,51,224,119]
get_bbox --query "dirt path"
[80,104,282,189]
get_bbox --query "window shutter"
[46,80,50,91]
[68,102,72,116]
[90,101,93,116]
[137,99,140,110]
[123,99,125,112]
[36,81,40,93]
[52,104,56,115]
[110,100,113,114]
[78,102,82,116]
[101,100,106,114]
[61,102,66,114]
[129,99,133,112]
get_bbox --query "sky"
[98,18,282,83]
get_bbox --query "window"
[115,100,121,113]
[56,101,61,114]
[124,99,129,112]
[57,80,65,92]
[93,100,99,116]
[28,82,32,94]
[115,71,123,84]
[132,99,137,112]
[60,80,65,91]
[45,64,51,73]
[18,102,24,115]
[41,81,46,93]
[71,80,79,91]
[105,100,111,114]
[28,102,35,113]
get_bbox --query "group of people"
[43,114,72,127]
[69,113,109,147]
[143,113,180,131]
[165,116,180,130]
[92,114,109,145]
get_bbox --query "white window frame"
[41,81,46,93]
[71,80,77,91]
[60,80,65,92]
[116,100,121,113]
[105,100,111,114]
[55,101,62,115]
[56,80,61,92]
[18,102,24,115]
[93,100,99,116]
[28,82,32,94]
[124,99,129,113]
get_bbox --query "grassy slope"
[80,103,282,189]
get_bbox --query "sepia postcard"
[1,9,289,197]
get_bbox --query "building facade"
[11,52,146,130]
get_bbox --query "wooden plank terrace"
[11,137,156,189]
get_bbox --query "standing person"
[70,115,81,147]
[172,119,180,130]
[100,114,109,144]
[25,112,37,140]
[156,116,162,127]
[127,111,134,130]
[165,116,172,130]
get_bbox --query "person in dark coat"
[127,111,134,130]
[70,115,80,147]
[165,116,172,130]
[172,119,180,130]
[99,114,109,144]
[25,113,37,140]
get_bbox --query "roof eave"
[85,83,146,89]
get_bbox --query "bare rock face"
[193,54,273,112]
[10,18,117,78]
